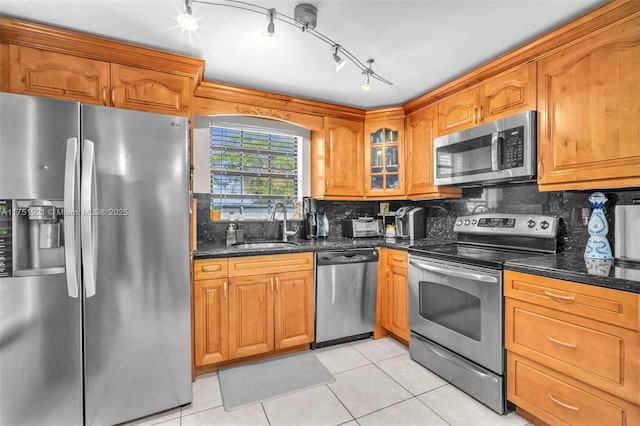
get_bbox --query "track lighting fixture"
[332,45,346,72]
[177,0,198,31]
[361,59,374,91]
[177,1,393,89]
[263,8,278,40]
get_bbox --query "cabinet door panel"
[9,45,109,105]
[482,63,536,121]
[111,64,191,116]
[385,249,409,342]
[194,279,228,366]
[537,16,640,190]
[324,117,364,197]
[438,88,479,135]
[364,118,405,197]
[228,275,274,359]
[274,270,314,349]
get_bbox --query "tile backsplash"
[195,184,640,254]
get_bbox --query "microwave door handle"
[409,260,498,283]
[491,132,500,171]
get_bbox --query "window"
[209,125,302,218]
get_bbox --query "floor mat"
[218,351,335,411]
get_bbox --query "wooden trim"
[193,96,324,131]
[194,344,310,376]
[365,106,405,121]
[403,1,640,114]
[0,17,205,83]
[194,80,365,121]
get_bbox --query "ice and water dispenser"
[0,199,66,277]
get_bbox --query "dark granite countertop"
[505,252,640,294]
[194,237,450,259]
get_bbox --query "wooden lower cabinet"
[193,253,314,370]
[193,278,228,366]
[505,270,640,425]
[509,354,640,426]
[379,248,409,343]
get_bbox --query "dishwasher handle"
[316,249,379,266]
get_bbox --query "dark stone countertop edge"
[505,252,640,295]
[193,237,447,259]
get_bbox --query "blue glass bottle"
[584,192,613,259]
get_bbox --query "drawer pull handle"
[202,265,221,272]
[546,335,577,348]
[392,256,405,262]
[544,290,576,301]
[547,394,579,411]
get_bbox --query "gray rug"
[218,351,335,411]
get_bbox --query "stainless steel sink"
[232,241,300,250]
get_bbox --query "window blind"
[210,126,301,216]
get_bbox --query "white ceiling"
[1,0,608,109]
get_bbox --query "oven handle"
[417,336,499,384]
[410,260,498,283]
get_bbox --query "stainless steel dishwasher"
[312,249,378,349]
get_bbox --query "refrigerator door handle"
[81,139,98,298]
[64,137,79,298]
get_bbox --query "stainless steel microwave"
[433,111,536,187]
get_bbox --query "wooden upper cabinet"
[323,116,364,198]
[364,116,405,198]
[438,63,536,135]
[537,16,640,191]
[111,64,191,116]
[438,88,480,135]
[405,105,461,199]
[6,45,192,116]
[8,45,110,105]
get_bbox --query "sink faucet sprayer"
[268,202,297,242]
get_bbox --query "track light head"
[263,8,278,40]
[361,59,374,91]
[332,45,346,71]
[177,0,198,31]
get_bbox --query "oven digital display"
[477,217,516,228]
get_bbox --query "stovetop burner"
[409,213,560,269]
[409,243,545,269]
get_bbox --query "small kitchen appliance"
[342,217,382,238]
[615,202,640,263]
[395,207,425,240]
[433,110,537,187]
[408,213,559,414]
[303,197,317,239]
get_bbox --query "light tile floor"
[124,337,531,426]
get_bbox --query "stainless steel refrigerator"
[0,92,192,425]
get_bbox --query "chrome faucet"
[268,202,297,242]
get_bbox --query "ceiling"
[1,0,608,109]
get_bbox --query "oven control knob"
[464,219,471,226]
[471,219,477,225]
[456,220,463,226]
[541,220,550,230]
[527,219,536,228]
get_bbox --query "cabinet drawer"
[386,249,407,268]
[508,354,639,426]
[194,259,228,280]
[504,271,639,331]
[228,253,313,277]
[506,298,640,404]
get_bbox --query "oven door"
[408,255,503,374]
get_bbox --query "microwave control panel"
[499,125,524,169]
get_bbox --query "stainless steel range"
[408,213,559,414]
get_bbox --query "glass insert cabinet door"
[366,122,404,195]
